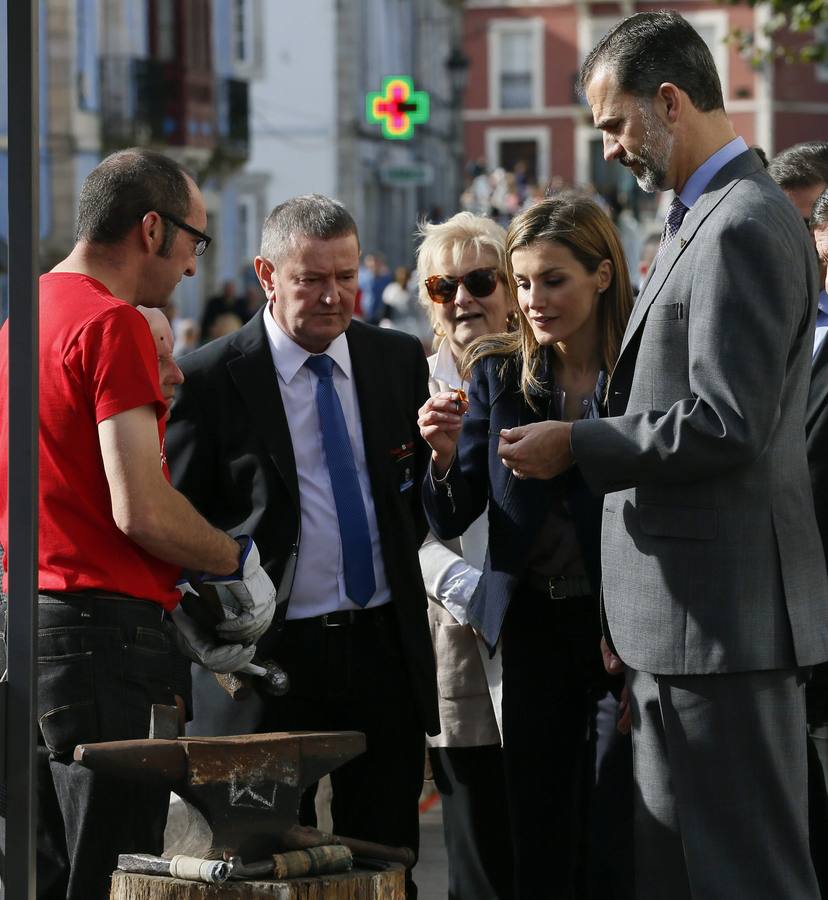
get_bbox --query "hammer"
[181,580,289,701]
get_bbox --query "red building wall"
[462,2,828,190]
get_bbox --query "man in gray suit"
[497,12,828,899]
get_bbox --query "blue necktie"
[305,354,376,607]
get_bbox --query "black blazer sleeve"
[422,357,495,540]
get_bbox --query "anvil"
[74,731,366,861]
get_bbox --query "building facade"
[0,0,255,320]
[461,0,828,220]
[1,1,468,318]
[242,0,466,273]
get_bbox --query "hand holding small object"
[497,421,573,480]
[418,390,469,477]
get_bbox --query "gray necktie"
[657,195,688,260]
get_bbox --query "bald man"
[138,306,184,420]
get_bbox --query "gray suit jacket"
[572,149,828,675]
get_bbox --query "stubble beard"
[622,102,674,193]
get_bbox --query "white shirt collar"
[431,338,465,389]
[263,302,352,384]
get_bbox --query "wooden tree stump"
[108,865,405,900]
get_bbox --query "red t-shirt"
[0,273,180,609]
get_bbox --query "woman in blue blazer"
[419,195,634,899]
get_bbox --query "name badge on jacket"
[391,441,415,492]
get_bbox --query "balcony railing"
[100,56,168,148]
[99,57,248,163]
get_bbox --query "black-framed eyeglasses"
[424,267,500,304]
[157,211,212,256]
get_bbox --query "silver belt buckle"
[548,576,567,600]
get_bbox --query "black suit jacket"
[166,310,440,735]
[422,353,604,651]
[808,340,828,550]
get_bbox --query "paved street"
[413,786,448,899]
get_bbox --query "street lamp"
[445,44,470,211]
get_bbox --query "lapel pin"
[679,238,687,248]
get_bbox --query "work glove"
[202,536,277,645]
[171,583,256,673]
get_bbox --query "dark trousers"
[807,664,828,897]
[188,603,425,898]
[0,593,188,900]
[590,693,635,899]
[808,727,828,898]
[429,745,513,900]
[500,588,632,900]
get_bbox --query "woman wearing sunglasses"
[415,212,515,900]
[419,195,634,899]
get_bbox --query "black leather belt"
[34,589,172,623]
[524,573,593,600]
[288,603,395,629]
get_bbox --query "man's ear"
[139,211,164,254]
[657,82,682,125]
[254,256,276,299]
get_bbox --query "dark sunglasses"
[157,211,212,256]
[424,267,500,304]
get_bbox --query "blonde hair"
[415,212,510,348]
[462,194,633,407]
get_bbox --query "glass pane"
[157,0,175,62]
[500,31,531,74]
[501,73,532,109]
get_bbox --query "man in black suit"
[768,142,828,225]
[805,186,828,898]
[771,149,828,895]
[166,195,437,897]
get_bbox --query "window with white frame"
[489,19,543,111]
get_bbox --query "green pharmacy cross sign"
[365,76,430,140]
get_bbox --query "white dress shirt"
[421,339,504,742]
[263,305,391,618]
[423,339,487,625]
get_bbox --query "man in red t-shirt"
[0,149,277,900]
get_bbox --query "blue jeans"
[1,592,189,900]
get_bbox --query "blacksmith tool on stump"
[74,731,414,869]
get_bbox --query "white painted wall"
[246,0,338,213]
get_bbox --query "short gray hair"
[260,194,359,265]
